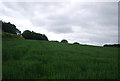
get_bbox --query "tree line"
[2,21,72,43]
[2,21,119,47]
[103,44,120,47]
[2,21,48,41]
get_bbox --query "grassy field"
[2,39,118,79]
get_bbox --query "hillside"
[2,39,118,79]
[2,32,24,40]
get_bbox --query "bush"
[51,40,59,42]
[73,42,79,44]
[61,39,68,43]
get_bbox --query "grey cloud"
[2,2,73,34]
[0,2,118,45]
[47,25,73,34]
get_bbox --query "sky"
[0,1,118,46]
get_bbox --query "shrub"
[73,42,79,44]
[51,40,59,42]
[61,39,68,43]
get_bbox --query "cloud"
[0,2,118,46]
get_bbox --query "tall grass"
[2,39,118,79]
[2,32,24,40]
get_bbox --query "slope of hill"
[2,32,24,40]
[2,39,118,79]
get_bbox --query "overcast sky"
[0,2,118,46]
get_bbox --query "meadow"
[2,39,118,79]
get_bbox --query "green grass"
[2,32,24,40]
[2,39,118,79]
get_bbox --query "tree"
[61,39,68,43]
[22,30,32,39]
[2,21,21,35]
[22,30,48,41]
[73,42,79,44]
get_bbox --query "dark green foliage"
[22,30,48,41]
[61,39,68,43]
[103,44,120,47]
[73,42,79,44]
[2,21,49,41]
[2,21,21,35]
[21,30,32,39]
[51,40,59,42]
[2,39,118,79]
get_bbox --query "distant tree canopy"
[103,44,120,47]
[61,39,68,43]
[22,30,48,41]
[73,42,79,44]
[2,21,21,35]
